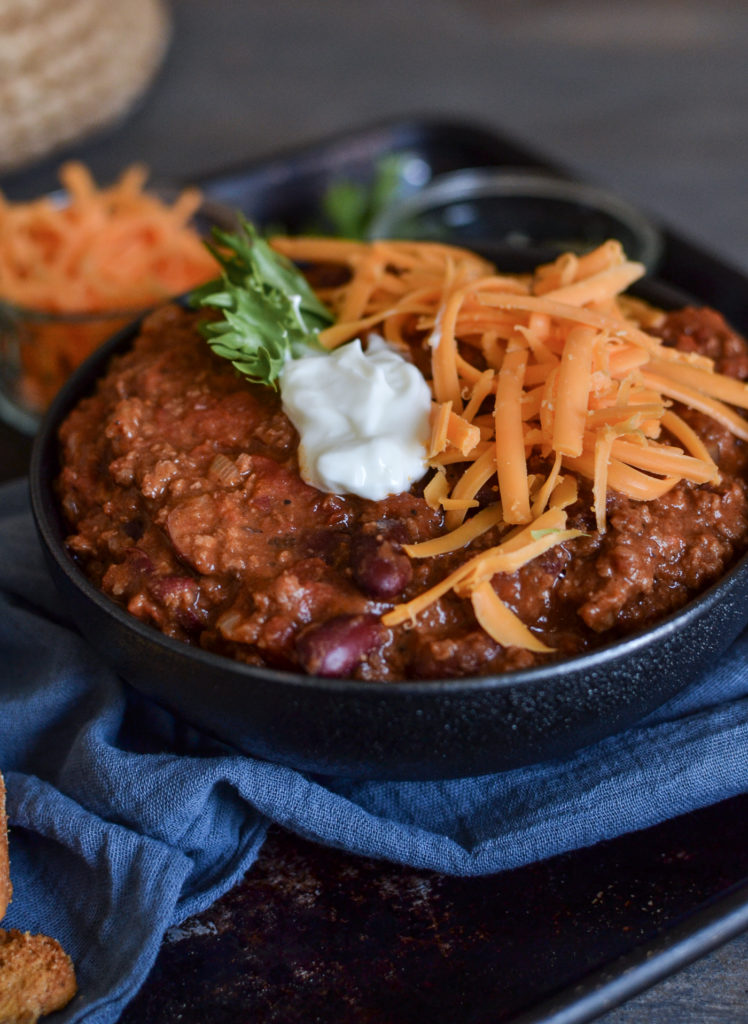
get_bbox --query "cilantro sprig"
[320,153,409,239]
[189,218,333,389]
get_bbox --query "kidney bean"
[176,606,204,636]
[351,533,412,598]
[148,575,202,635]
[296,614,381,678]
[474,481,500,508]
[301,527,348,566]
[148,575,199,607]
[123,546,154,575]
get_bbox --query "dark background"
[5,0,748,276]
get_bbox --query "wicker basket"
[0,0,171,173]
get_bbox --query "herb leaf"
[189,217,333,388]
[530,528,562,540]
[321,153,410,239]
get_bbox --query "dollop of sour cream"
[279,335,431,500]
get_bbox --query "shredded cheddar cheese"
[0,162,218,313]
[0,161,219,412]
[271,236,745,655]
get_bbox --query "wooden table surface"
[1,2,747,1020]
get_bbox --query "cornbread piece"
[0,776,77,1022]
[0,929,77,1023]
[0,774,10,920]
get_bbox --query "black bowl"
[368,169,664,273]
[29,291,748,780]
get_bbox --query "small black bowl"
[29,292,748,780]
[368,168,664,274]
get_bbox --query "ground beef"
[653,305,748,379]
[57,303,748,681]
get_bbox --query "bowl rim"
[29,303,748,699]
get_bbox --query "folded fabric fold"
[1,477,746,1023]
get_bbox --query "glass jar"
[0,301,146,434]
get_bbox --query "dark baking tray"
[4,117,747,1020]
[192,116,553,231]
[120,800,748,1024]
[152,117,748,1020]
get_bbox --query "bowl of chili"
[28,229,748,779]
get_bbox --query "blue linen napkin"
[1,476,747,1023]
